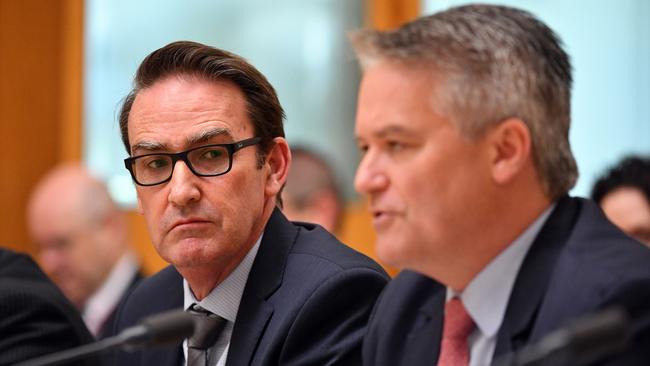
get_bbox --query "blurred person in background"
[283,146,399,276]
[592,156,650,246]
[27,163,143,339]
[282,146,343,233]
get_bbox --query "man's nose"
[167,161,201,207]
[354,150,389,195]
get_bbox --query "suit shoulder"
[0,266,96,365]
[561,198,650,281]
[0,249,49,282]
[363,271,444,366]
[289,223,388,277]
[0,250,76,313]
[373,270,442,319]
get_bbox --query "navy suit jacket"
[0,249,99,366]
[113,209,389,365]
[363,197,650,366]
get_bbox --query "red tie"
[437,298,474,366]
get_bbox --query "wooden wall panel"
[365,0,420,30]
[0,0,66,255]
[59,0,84,162]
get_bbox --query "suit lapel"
[141,267,185,366]
[227,208,297,365]
[495,197,579,357]
[404,286,446,365]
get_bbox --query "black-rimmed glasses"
[124,137,261,186]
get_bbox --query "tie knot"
[187,304,226,350]
[442,298,474,340]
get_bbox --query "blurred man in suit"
[0,248,100,365]
[352,4,650,365]
[113,41,388,366]
[282,146,343,233]
[27,163,142,339]
[592,156,650,246]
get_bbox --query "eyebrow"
[357,124,417,142]
[187,128,232,145]
[130,128,233,154]
[131,141,167,154]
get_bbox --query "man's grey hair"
[350,4,577,200]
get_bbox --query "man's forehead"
[128,76,249,123]
[356,123,417,140]
[130,127,235,153]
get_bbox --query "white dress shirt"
[83,252,139,336]
[182,235,262,366]
[447,204,555,366]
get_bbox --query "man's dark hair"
[119,41,285,164]
[591,156,650,205]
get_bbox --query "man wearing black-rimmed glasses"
[113,41,388,366]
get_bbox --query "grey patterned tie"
[186,304,226,366]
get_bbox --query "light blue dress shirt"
[447,204,555,366]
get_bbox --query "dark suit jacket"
[363,197,650,366]
[113,209,389,365]
[97,270,144,339]
[0,249,100,366]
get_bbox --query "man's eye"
[358,144,369,154]
[386,141,404,152]
[201,149,225,160]
[146,157,169,169]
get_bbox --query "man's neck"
[179,200,276,300]
[452,188,552,291]
[417,182,552,291]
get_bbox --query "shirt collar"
[449,203,555,338]
[183,234,262,322]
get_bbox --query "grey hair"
[350,4,577,200]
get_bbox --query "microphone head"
[125,309,196,349]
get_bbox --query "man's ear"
[264,137,291,197]
[487,117,532,185]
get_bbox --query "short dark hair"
[119,41,285,162]
[591,156,650,205]
[351,4,577,200]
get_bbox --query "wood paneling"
[365,0,420,30]
[339,201,399,277]
[59,0,84,162]
[0,0,68,255]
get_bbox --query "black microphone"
[14,309,196,366]
[492,307,630,366]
